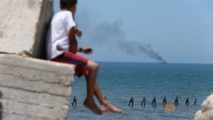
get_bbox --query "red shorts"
[52,52,88,77]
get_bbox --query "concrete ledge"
[0,54,75,120]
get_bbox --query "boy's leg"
[94,83,123,113]
[85,70,123,113]
[52,53,122,114]
[83,60,102,115]
[52,53,102,115]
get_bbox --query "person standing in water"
[174,96,179,105]
[185,97,189,105]
[194,98,197,105]
[162,97,167,106]
[128,97,134,108]
[141,97,146,107]
[152,97,156,107]
[72,96,77,107]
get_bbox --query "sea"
[67,62,213,120]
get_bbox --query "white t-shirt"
[46,11,76,60]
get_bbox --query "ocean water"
[67,62,213,120]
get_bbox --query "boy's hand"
[75,28,83,37]
[82,48,93,55]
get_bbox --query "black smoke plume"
[76,14,166,63]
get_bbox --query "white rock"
[194,94,213,120]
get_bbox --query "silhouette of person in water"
[162,97,167,106]
[185,97,189,105]
[174,96,179,105]
[141,97,146,107]
[194,98,197,105]
[152,97,156,107]
[104,96,107,100]
[72,96,77,107]
[128,97,134,107]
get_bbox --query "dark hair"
[60,0,77,9]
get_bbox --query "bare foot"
[84,99,103,115]
[100,102,123,113]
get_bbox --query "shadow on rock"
[0,91,2,120]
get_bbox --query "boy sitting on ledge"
[46,0,122,115]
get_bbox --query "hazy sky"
[54,0,213,64]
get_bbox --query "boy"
[46,0,122,115]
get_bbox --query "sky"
[54,0,213,64]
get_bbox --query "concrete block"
[0,54,75,120]
[0,0,53,59]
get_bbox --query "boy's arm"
[75,27,82,37]
[69,27,89,53]
[69,27,78,54]
[69,27,93,54]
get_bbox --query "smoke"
[119,40,166,63]
[76,14,166,63]
[86,20,125,46]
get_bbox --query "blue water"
[67,62,213,120]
